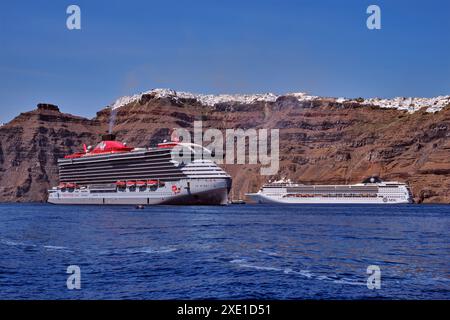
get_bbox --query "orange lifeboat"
[116,181,126,187]
[126,181,136,187]
[136,181,146,187]
[147,180,158,186]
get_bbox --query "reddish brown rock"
[0,104,103,201]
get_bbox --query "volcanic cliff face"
[1,93,450,203]
[0,104,104,201]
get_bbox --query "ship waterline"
[48,135,232,205]
[246,177,413,204]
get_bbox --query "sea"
[0,203,449,300]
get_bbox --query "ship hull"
[246,193,412,204]
[48,178,230,205]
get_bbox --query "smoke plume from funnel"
[109,108,117,134]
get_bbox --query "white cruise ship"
[246,177,413,204]
[48,134,231,205]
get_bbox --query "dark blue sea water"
[0,204,449,299]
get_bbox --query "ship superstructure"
[48,134,231,205]
[246,177,413,204]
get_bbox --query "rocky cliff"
[0,104,103,201]
[1,92,449,203]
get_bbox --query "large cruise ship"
[48,134,231,205]
[246,177,413,204]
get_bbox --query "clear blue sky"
[1,0,449,122]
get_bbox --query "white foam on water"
[0,239,36,247]
[230,258,284,272]
[333,278,367,286]
[317,275,333,281]
[1,239,22,246]
[43,245,70,251]
[127,246,178,254]
[239,264,283,272]
[230,259,247,264]
[256,249,280,257]
[230,258,367,287]
[0,239,73,253]
[284,268,313,279]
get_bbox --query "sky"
[0,0,449,123]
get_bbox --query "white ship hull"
[48,178,229,205]
[246,193,411,204]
